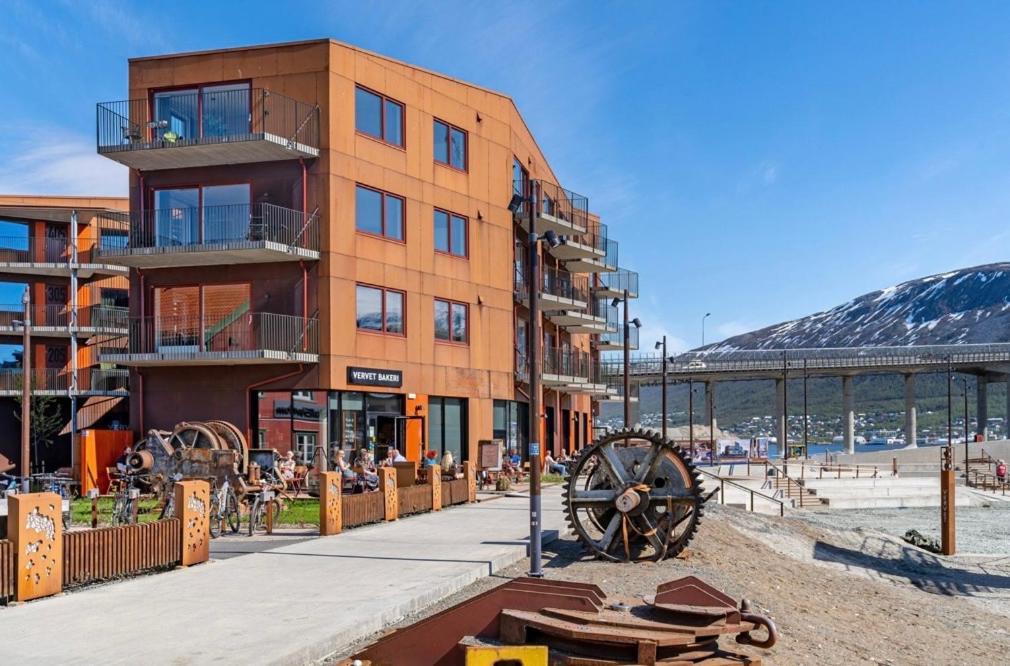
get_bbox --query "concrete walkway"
[0,487,566,665]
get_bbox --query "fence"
[398,484,433,517]
[63,519,181,588]
[444,479,470,506]
[342,491,385,528]
[0,539,12,602]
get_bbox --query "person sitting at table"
[545,452,567,476]
[115,446,133,474]
[384,447,407,466]
[279,451,297,481]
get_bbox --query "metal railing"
[596,270,638,296]
[97,87,319,153]
[0,234,113,266]
[122,312,319,357]
[597,325,639,349]
[544,346,591,379]
[0,304,127,331]
[515,348,529,384]
[0,367,128,394]
[63,519,181,589]
[611,342,1010,379]
[514,263,590,304]
[98,204,320,254]
[696,467,785,516]
[513,179,590,232]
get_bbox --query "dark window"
[430,396,467,462]
[355,185,404,241]
[356,285,405,335]
[513,157,529,197]
[434,299,467,343]
[355,86,404,147]
[433,209,467,257]
[434,119,467,170]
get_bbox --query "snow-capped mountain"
[708,263,1010,350]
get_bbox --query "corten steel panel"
[175,480,210,566]
[7,492,63,602]
[319,471,342,536]
[463,461,477,503]
[378,467,397,520]
[397,483,432,517]
[0,539,14,601]
[63,520,180,588]
[341,492,384,528]
[427,464,442,511]
[444,478,469,506]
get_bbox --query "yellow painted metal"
[464,644,548,666]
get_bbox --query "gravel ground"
[338,504,1010,665]
[793,503,1010,556]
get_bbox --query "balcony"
[97,204,320,268]
[595,323,640,351]
[102,312,319,366]
[0,368,128,397]
[97,88,319,171]
[0,304,128,338]
[0,234,127,278]
[560,228,618,273]
[596,382,639,403]
[547,296,611,334]
[593,270,639,299]
[514,265,589,312]
[514,180,589,236]
[542,346,591,388]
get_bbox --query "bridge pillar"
[705,381,717,444]
[774,378,786,451]
[976,379,988,441]
[904,374,917,449]
[842,375,855,455]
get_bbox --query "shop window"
[433,209,467,257]
[356,284,405,335]
[434,299,467,343]
[434,119,467,170]
[355,185,404,241]
[429,396,467,462]
[294,432,317,464]
[355,86,404,147]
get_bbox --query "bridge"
[601,342,1010,453]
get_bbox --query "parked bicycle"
[112,474,149,525]
[245,483,284,536]
[210,478,240,538]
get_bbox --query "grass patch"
[70,497,164,526]
[273,498,320,527]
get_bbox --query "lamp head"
[611,297,621,308]
[542,229,562,248]
[507,193,524,214]
[654,341,662,350]
[632,318,642,328]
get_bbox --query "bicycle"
[209,478,240,538]
[112,474,148,525]
[245,483,284,536]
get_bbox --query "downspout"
[301,260,308,353]
[245,364,305,445]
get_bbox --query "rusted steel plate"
[445,479,470,506]
[0,539,13,602]
[398,484,433,517]
[342,492,384,527]
[63,519,181,589]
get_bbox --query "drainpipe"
[301,261,308,353]
[245,365,305,445]
[70,210,79,473]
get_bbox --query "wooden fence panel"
[444,479,470,506]
[62,519,181,589]
[398,484,433,517]
[342,492,385,528]
[0,539,12,603]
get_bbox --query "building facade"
[95,39,638,467]
[0,195,131,472]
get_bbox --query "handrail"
[764,460,819,508]
[696,467,785,516]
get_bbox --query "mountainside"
[709,263,1010,350]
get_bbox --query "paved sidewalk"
[0,487,566,665]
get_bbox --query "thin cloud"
[0,127,127,197]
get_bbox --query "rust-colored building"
[0,195,131,472]
[95,38,638,466]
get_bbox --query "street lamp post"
[688,379,694,458]
[18,289,31,492]
[803,358,809,458]
[701,312,711,348]
[655,337,667,438]
[612,292,640,429]
[962,376,970,479]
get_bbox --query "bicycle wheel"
[112,495,127,526]
[225,488,241,534]
[159,492,175,520]
[248,498,263,536]
[209,491,223,539]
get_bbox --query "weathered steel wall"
[63,520,181,588]
[342,492,385,528]
[444,479,470,506]
[398,484,433,517]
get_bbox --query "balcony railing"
[514,264,589,304]
[107,312,319,364]
[97,88,320,170]
[0,367,128,395]
[543,346,591,379]
[513,179,590,234]
[97,204,319,264]
[595,270,639,298]
[596,325,640,351]
[0,305,128,333]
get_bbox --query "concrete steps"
[802,475,968,509]
[820,493,972,509]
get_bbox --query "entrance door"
[370,413,399,460]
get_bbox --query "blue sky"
[3,1,1010,351]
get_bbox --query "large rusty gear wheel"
[563,427,704,562]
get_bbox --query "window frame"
[429,396,468,462]
[433,207,468,258]
[434,298,469,345]
[355,184,406,243]
[355,85,406,149]
[356,283,407,337]
[433,118,468,171]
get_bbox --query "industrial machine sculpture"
[563,428,705,562]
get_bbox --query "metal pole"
[20,288,31,491]
[623,289,630,428]
[660,336,667,439]
[526,182,543,578]
[947,358,952,449]
[803,358,808,458]
[70,209,79,475]
[963,377,969,479]
[688,380,694,458]
[782,351,788,460]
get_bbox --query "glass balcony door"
[154,184,251,247]
[153,284,250,354]
[152,83,251,142]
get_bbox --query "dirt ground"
[341,504,1010,665]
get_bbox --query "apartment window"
[513,157,529,197]
[430,396,467,462]
[434,299,468,343]
[433,209,467,257]
[294,431,317,464]
[434,119,467,170]
[355,86,404,147]
[356,285,405,335]
[355,185,404,241]
[153,283,251,352]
